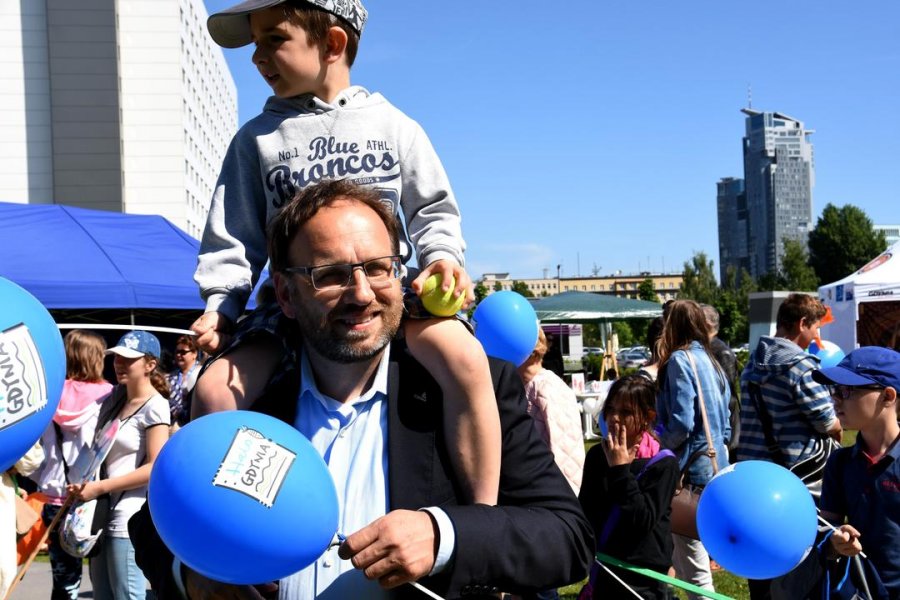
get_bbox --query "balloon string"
[332,532,446,600]
[409,581,445,600]
[816,514,867,559]
[596,560,645,600]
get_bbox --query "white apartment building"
[0,0,237,239]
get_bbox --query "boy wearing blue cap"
[191,0,500,505]
[812,346,900,597]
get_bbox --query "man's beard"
[298,301,402,364]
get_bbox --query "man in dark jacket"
[130,180,592,599]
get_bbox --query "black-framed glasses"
[829,384,884,400]
[174,349,194,355]
[282,255,402,291]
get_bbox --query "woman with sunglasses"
[166,335,202,427]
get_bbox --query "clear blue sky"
[203,0,899,281]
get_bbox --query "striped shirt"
[737,336,836,466]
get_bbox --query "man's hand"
[184,570,274,600]
[410,260,474,308]
[338,510,438,589]
[829,524,863,558]
[190,311,234,354]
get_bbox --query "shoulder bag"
[60,393,150,558]
[669,350,720,540]
[747,381,839,496]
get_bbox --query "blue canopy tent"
[0,202,262,333]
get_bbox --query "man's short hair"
[700,304,720,331]
[267,179,400,272]
[776,293,827,330]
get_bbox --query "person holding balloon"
[737,293,842,599]
[130,179,592,599]
[579,375,680,599]
[35,329,112,600]
[812,346,900,598]
[655,299,731,598]
[68,331,170,600]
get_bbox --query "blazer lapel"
[387,352,442,510]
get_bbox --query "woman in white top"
[68,330,170,600]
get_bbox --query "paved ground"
[10,561,93,599]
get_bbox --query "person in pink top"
[36,330,113,600]
[518,328,586,495]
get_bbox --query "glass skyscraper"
[740,109,816,278]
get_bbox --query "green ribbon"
[595,552,735,600]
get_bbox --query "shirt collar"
[299,345,391,414]
[851,425,900,464]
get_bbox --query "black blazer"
[131,340,593,599]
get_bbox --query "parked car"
[617,348,650,369]
[582,346,604,356]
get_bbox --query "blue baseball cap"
[812,346,900,391]
[106,331,161,360]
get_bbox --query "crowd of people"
[4,0,899,598]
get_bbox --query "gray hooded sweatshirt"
[195,86,465,321]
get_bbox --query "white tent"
[818,240,900,352]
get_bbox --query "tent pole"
[131,310,135,327]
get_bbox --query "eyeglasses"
[174,349,194,355]
[829,384,884,400]
[282,255,402,291]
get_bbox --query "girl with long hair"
[67,331,170,600]
[655,300,731,598]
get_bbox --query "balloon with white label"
[149,410,339,584]
[0,277,65,472]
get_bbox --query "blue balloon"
[473,291,539,366]
[0,277,65,472]
[149,411,339,584]
[808,339,846,369]
[697,460,817,579]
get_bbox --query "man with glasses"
[737,293,842,599]
[131,179,592,599]
[812,347,900,598]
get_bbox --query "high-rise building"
[0,0,238,239]
[740,109,815,278]
[716,176,748,282]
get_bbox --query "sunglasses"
[829,384,884,400]
[174,349,195,355]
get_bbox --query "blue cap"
[106,330,161,360]
[812,346,900,391]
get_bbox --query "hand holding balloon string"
[816,514,866,559]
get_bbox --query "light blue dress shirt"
[278,347,455,600]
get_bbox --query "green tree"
[511,280,534,297]
[808,204,887,284]
[716,266,755,345]
[493,280,503,292]
[780,238,819,291]
[638,278,659,302]
[680,252,719,305]
[473,281,488,304]
[612,321,636,348]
